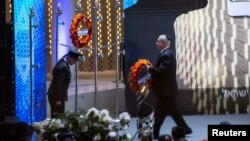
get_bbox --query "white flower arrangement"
[86,107,99,118]
[100,109,109,117]
[32,108,132,141]
[119,112,131,122]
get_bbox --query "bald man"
[143,34,192,139]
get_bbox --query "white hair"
[158,34,170,47]
[158,34,167,41]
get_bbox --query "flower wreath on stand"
[70,13,92,48]
[129,59,154,140]
[128,59,153,95]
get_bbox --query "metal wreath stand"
[29,7,39,125]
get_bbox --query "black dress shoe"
[138,132,142,139]
[184,128,192,135]
[153,133,159,139]
[154,135,159,140]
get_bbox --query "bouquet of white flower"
[32,118,65,140]
[32,108,132,141]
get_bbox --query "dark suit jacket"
[149,47,177,102]
[47,59,71,102]
[123,0,207,116]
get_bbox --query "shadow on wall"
[123,0,208,117]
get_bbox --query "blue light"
[53,0,74,60]
[123,0,139,9]
[14,0,46,124]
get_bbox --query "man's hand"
[56,101,61,105]
[141,65,150,72]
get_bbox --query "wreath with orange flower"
[128,59,153,95]
[70,13,92,48]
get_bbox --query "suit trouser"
[49,99,65,118]
[153,100,189,138]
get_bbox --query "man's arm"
[148,55,172,78]
[53,62,69,101]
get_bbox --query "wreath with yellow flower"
[70,13,92,48]
[128,59,153,95]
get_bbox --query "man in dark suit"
[123,0,208,116]
[47,50,82,118]
[143,34,192,139]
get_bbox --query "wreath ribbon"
[70,13,92,48]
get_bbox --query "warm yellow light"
[248,62,250,75]
[244,44,249,60]
[245,74,249,87]
[86,0,93,56]
[231,63,235,76]
[234,77,238,87]
[230,37,235,50]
